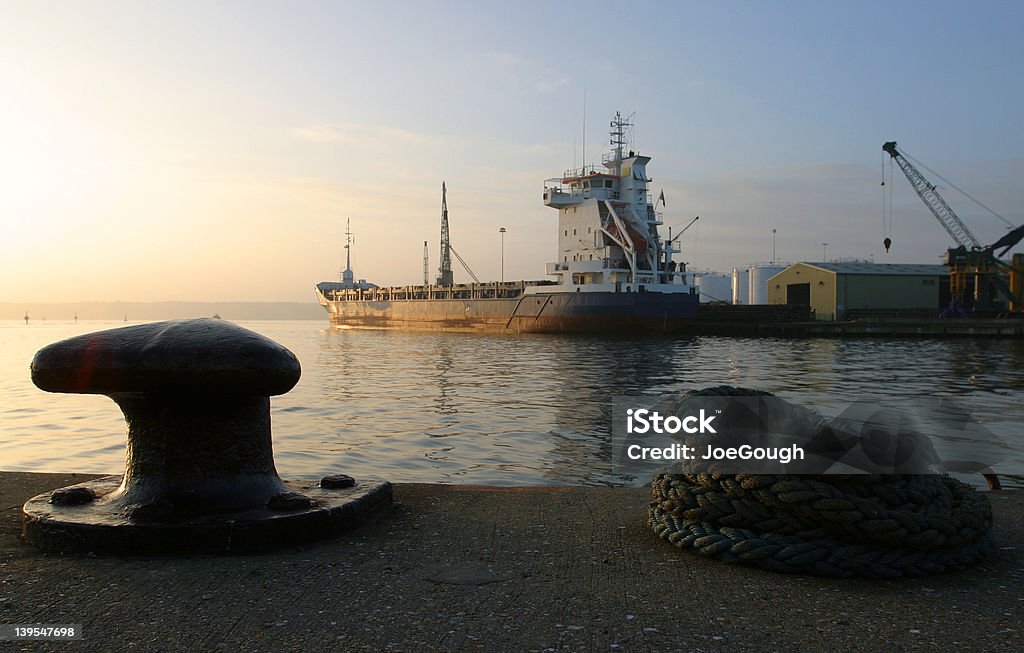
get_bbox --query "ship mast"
[341,218,355,286]
[423,240,429,285]
[609,111,627,176]
[436,182,454,286]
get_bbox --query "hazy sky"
[2,1,1022,302]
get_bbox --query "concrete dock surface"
[1,472,1021,652]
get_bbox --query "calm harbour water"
[2,319,1023,488]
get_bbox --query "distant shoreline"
[1,301,324,321]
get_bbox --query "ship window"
[583,181,590,189]
[573,229,576,235]
[573,207,577,213]
[587,227,591,233]
[564,230,568,236]
[605,180,613,188]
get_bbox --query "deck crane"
[882,141,1024,314]
[437,182,454,286]
[436,182,480,286]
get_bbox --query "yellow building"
[766,262,949,321]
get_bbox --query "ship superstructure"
[541,111,688,292]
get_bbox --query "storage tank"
[731,268,749,305]
[748,263,788,305]
[694,273,731,303]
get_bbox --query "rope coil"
[650,472,993,578]
[649,388,995,578]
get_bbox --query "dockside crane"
[882,141,1024,314]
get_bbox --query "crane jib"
[882,141,982,250]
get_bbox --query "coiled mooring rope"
[649,389,995,578]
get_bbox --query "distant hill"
[2,301,325,321]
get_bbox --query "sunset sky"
[2,1,1022,302]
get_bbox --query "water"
[3,320,1024,488]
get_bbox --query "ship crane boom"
[449,245,480,284]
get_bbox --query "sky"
[1,0,1022,302]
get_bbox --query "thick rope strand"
[650,472,993,578]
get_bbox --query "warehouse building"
[766,262,950,321]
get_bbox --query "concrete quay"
[1,472,1022,652]
[683,318,1024,338]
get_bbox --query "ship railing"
[550,260,633,273]
[560,164,601,179]
[544,187,614,202]
[323,280,556,303]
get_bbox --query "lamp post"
[499,227,506,283]
[822,242,828,262]
[771,228,776,264]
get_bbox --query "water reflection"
[304,330,1024,487]
[431,340,458,418]
[2,321,1023,489]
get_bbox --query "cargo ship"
[315,112,699,333]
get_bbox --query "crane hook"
[883,237,892,252]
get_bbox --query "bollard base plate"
[21,476,392,555]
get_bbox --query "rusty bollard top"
[31,318,300,396]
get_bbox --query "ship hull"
[320,291,699,334]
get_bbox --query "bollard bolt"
[321,474,357,489]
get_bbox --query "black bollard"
[22,318,390,554]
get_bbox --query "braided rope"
[649,388,995,578]
[650,472,993,578]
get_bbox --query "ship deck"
[319,280,555,303]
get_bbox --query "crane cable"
[881,154,893,251]
[901,147,1014,229]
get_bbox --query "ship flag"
[658,189,666,207]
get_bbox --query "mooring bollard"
[22,318,391,554]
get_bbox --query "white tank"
[695,273,731,303]
[731,268,749,305]
[692,274,733,305]
[748,263,788,305]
